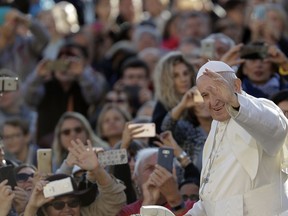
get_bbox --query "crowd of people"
[1,0,288,215]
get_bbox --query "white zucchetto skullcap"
[196,61,235,80]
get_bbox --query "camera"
[0,77,18,92]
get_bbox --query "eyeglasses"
[46,199,80,210]
[16,173,34,183]
[2,133,23,142]
[60,127,84,136]
[182,194,199,201]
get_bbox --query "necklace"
[200,120,229,195]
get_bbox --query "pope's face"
[197,75,230,122]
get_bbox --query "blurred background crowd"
[0,0,288,215]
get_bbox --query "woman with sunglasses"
[23,139,126,216]
[52,112,108,172]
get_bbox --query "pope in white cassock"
[185,61,288,216]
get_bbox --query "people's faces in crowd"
[100,108,127,140]
[179,183,199,202]
[173,62,192,95]
[105,91,130,111]
[119,0,135,23]
[44,195,81,216]
[16,166,35,195]
[59,118,87,150]
[122,67,149,88]
[2,124,29,156]
[136,32,159,52]
[95,0,111,22]
[133,152,157,187]
[242,59,274,84]
[0,91,20,111]
[54,46,86,83]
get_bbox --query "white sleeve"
[185,200,207,216]
[226,93,288,156]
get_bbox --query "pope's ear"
[234,78,242,93]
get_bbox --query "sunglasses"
[105,98,127,103]
[60,126,84,136]
[16,173,34,182]
[47,199,80,210]
[182,194,199,201]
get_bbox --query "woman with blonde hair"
[152,51,196,134]
[96,104,132,148]
[52,111,108,172]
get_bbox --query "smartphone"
[240,44,268,59]
[200,39,215,59]
[0,165,17,189]
[194,89,204,103]
[97,149,128,167]
[37,149,52,174]
[157,147,174,173]
[43,177,74,198]
[46,60,69,71]
[0,77,18,92]
[128,123,156,138]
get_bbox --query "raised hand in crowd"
[0,180,15,216]
[220,43,245,66]
[24,180,53,216]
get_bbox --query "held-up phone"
[240,44,268,59]
[157,147,174,173]
[37,149,52,174]
[46,60,69,71]
[0,165,17,189]
[0,77,18,92]
[97,149,128,167]
[43,177,74,198]
[128,123,156,138]
[200,39,215,59]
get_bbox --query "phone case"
[43,177,74,198]
[0,77,18,92]
[157,147,174,173]
[0,165,17,189]
[97,149,128,167]
[128,123,156,138]
[200,39,215,59]
[37,149,52,174]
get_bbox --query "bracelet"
[171,201,185,212]
[279,66,288,76]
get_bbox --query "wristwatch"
[177,151,188,162]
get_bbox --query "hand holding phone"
[0,165,17,189]
[128,123,156,138]
[97,149,128,166]
[43,177,74,198]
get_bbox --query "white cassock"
[186,92,288,216]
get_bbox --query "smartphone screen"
[157,147,174,173]
[0,165,17,189]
